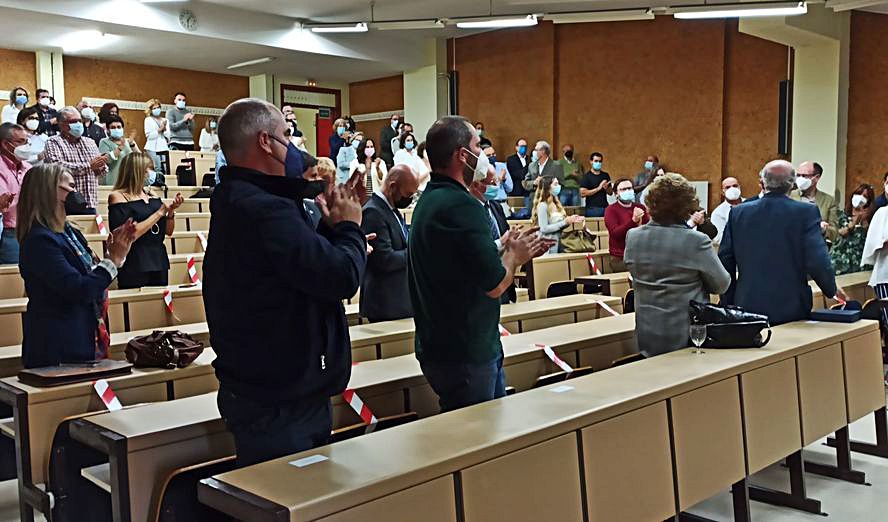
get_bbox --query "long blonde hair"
[531,176,566,226]
[114,153,155,195]
[17,164,67,243]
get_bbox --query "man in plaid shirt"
[44,106,108,211]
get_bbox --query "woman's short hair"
[846,183,876,219]
[99,103,119,125]
[16,106,39,126]
[316,157,336,181]
[114,153,155,194]
[399,132,416,151]
[105,115,124,128]
[144,98,161,116]
[17,164,67,243]
[644,173,699,225]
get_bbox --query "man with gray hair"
[44,106,107,210]
[719,159,845,324]
[521,139,563,207]
[203,97,367,466]
[0,122,31,263]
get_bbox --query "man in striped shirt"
[44,106,107,211]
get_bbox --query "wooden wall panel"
[455,22,555,160]
[723,20,789,205]
[846,11,888,197]
[63,56,248,149]
[349,74,403,115]
[0,48,36,103]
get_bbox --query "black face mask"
[65,191,91,215]
[564,150,574,160]
[394,196,413,209]
[302,180,327,200]
[488,155,497,164]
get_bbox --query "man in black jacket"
[203,98,367,467]
[505,138,530,199]
[379,113,400,168]
[360,165,418,322]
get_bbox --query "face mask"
[484,184,499,201]
[405,141,415,151]
[210,121,217,129]
[64,191,89,215]
[531,150,539,162]
[109,128,124,139]
[13,143,31,160]
[271,136,306,178]
[476,129,484,137]
[644,160,654,170]
[364,147,375,158]
[564,150,573,160]
[551,184,562,197]
[391,120,399,129]
[81,108,96,121]
[25,119,39,131]
[151,107,161,117]
[725,187,741,201]
[395,196,413,209]
[336,126,346,137]
[176,100,186,110]
[852,194,868,208]
[67,122,84,138]
[488,155,497,164]
[146,169,157,186]
[38,97,50,107]
[619,189,635,202]
[592,161,602,171]
[518,145,527,155]
[795,176,812,192]
[463,147,491,183]
[15,95,27,106]
[351,138,362,149]
[302,180,326,200]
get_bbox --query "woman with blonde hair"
[531,176,584,254]
[17,164,135,367]
[108,153,183,289]
[143,98,170,175]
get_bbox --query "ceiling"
[0,0,883,83]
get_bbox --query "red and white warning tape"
[93,379,122,411]
[585,253,602,275]
[535,343,574,373]
[598,301,621,317]
[197,232,208,252]
[187,255,200,284]
[162,289,174,314]
[342,389,378,425]
[498,324,511,337]
[95,214,108,236]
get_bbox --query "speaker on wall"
[449,71,459,115]
[778,80,792,155]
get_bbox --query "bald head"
[218,97,287,176]
[762,159,795,194]
[383,164,419,208]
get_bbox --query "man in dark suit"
[522,140,563,208]
[719,160,846,325]
[379,113,400,169]
[506,138,530,198]
[360,164,419,322]
[469,173,517,304]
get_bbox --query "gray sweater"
[165,107,195,144]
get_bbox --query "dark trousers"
[584,207,606,218]
[420,352,506,413]
[116,269,168,290]
[217,387,332,467]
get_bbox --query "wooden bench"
[196,319,884,522]
[69,212,211,235]
[810,271,874,310]
[525,251,612,300]
[574,271,631,297]
[96,198,209,216]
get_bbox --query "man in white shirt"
[711,177,744,245]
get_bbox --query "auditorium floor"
[0,413,887,521]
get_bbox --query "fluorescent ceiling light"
[546,9,654,23]
[227,57,274,70]
[455,14,538,29]
[307,22,368,33]
[372,20,445,30]
[53,30,119,53]
[826,0,888,11]
[673,2,807,19]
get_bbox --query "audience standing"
[203,98,366,467]
[30,89,59,136]
[393,132,428,181]
[625,173,730,357]
[719,160,844,324]
[328,117,349,161]
[17,163,135,368]
[506,138,530,201]
[380,113,400,167]
[167,92,195,151]
[862,180,888,315]
[633,154,659,192]
[80,105,106,145]
[336,130,363,185]
[143,98,170,175]
[355,138,387,194]
[556,144,583,207]
[475,121,492,149]
[522,140,562,208]
[199,118,220,153]
[2,87,29,124]
[579,152,611,217]
[391,122,413,158]
[44,107,108,212]
[793,161,839,244]
[0,123,32,263]
[831,183,875,275]
[604,178,649,272]
[711,177,744,245]
[97,103,119,128]
[98,115,140,186]
[16,108,48,166]
[532,176,584,254]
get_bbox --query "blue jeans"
[420,352,506,413]
[584,207,606,218]
[0,228,19,265]
[559,188,580,207]
[217,387,332,467]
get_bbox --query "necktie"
[487,203,501,240]
[396,210,408,241]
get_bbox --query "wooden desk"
[525,251,612,300]
[0,349,219,522]
[574,272,631,297]
[810,271,873,310]
[197,320,881,522]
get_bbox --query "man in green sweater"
[557,143,583,207]
[408,116,550,412]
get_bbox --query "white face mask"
[851,194,868,209]
[81,107,96,121]
[25,119,39,131]
[463,148,490,182]
[13,144,31,160]
[795,176,813,192]
[38,97,50,107]
[724,187,741,201]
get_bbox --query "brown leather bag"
[125,331,204,369]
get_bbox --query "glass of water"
[690,324,707,355]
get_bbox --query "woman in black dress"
[108,153,183,289]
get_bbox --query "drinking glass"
[690,324,707,355]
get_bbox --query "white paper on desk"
[289,454,329,468]
[550,385,574,394]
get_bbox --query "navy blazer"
[719,192,837,325]
[360,193,412,322]
[19,223,112,368]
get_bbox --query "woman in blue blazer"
[16,164,136,368]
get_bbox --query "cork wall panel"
[723,20,789,204]
[556,17,726,199]
[454,22,555,157]
[349,75,403,115]
[354,120,390,151]
[846,11,888,196]
[0,48,36,100]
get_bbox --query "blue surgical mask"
[405,141,415,151]
[484,184,499,201]
[619,189,635,202]
[391,120,399,129]
[146,169,157,186]
[15,95,27,106]
[109,128,124,139]
[592,161,603,171]
[209,121,217,129]
[532,150,539,162]
[518,145,527,155]
[336,126,346,137]
[68,122,84,138]
[176,100,186,110]
[152,108,161,117]
[351,138,361,149]
[551,184,562,197]
[644,160,654,170]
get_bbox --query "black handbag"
[688,301,772,349]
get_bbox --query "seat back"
[610,352,646,368]
[623,289,635,313]
[330,412,419,444]
[155,457,237,522]
[532,366,594,388]
[546,281,578,299]
[860,298,888,322]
